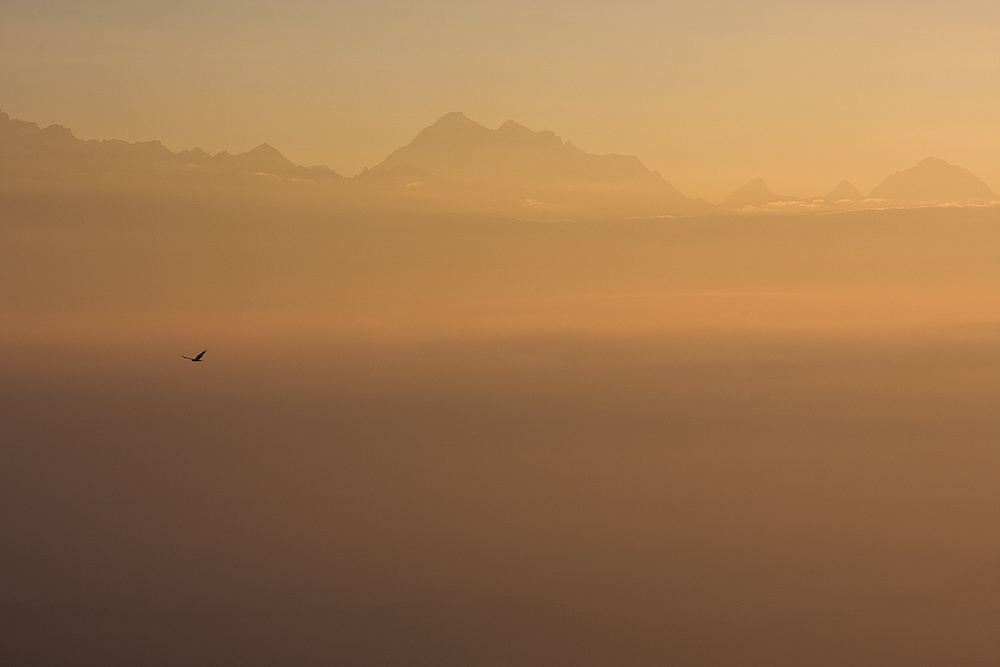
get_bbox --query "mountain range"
[2,110,996,217]
[0,110,341,182]
[719,159,996,210]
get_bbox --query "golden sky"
[2,0,998,201]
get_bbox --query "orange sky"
[2,0,997,201]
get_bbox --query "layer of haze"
[2,0,998,201]
[2,179,1000,663]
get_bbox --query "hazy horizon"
[3,0,997,201]
[4,107,997,214]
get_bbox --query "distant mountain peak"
[719,177,784,208]
[427,112,486,132]
[361,112,708,215]
[869,157,997,203]
[375,113,669,188]
[247,143,281,154]
[220,143,299,172]
[436,111,474,123]
[41,123,75,139]
[408,112,490,147]
[824,179,864,202]
[497,119,534,135]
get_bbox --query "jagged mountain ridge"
[0,111,341,180]
[361,111,711,215]
[0,108,712,216]
[369,111,673,189]
[3,110,996,213]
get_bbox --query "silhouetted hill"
[719,178,800,208]
[868,157,996,204]
[366,112,709,215]
[0,110,341,182]
[372,112,663,188]
[824,180,864,202]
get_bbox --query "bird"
[182,350,207,362]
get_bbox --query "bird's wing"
[194,350,207,361]
[182,356,192,360]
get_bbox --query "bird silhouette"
[182,350,207,362]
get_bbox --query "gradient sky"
[2,0,997,201]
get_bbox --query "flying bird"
[182,350,207,362]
